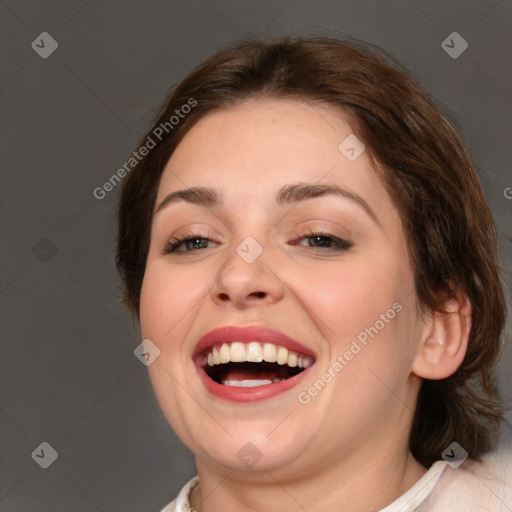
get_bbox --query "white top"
[159,442,512,511]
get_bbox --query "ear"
[412,291,472,380]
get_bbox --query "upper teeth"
[205,342,313,369]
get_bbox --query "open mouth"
[201,341,314,387]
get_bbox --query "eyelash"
[163,229,353,255]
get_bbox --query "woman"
[116,35,511,511]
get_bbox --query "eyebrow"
[153,182,380,226]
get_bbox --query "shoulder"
[421,423,512,511]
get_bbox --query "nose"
[210,235,285,309]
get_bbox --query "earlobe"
[412,291,472,380]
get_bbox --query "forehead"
[156,98,395,220]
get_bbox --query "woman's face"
[140,98,425,477]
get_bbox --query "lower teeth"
[221,378,285,387]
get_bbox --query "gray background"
[1,1,511,511]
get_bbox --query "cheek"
[308,254,419,406]
[306,253,410,342]
[139,261,205,341]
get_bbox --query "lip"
[193,325,316,403]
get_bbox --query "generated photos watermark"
[93,97,197,200]
[297,301,403,405]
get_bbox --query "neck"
[189,448,427,512]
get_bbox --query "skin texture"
[139,99,471,512]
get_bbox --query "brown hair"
[115,35,507,466]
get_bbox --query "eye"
[163,230,352,255]
[164,231,216,254]
[292,230,353,252]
